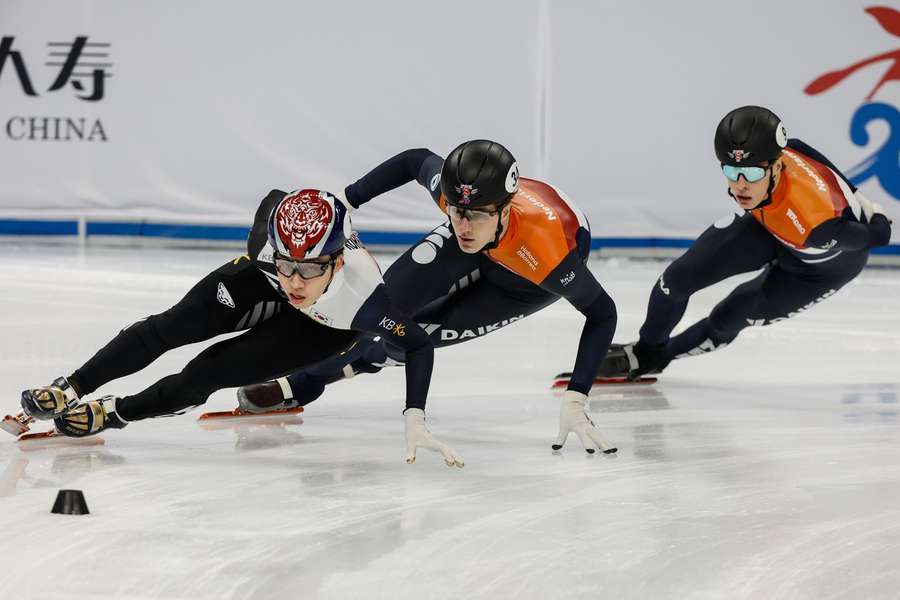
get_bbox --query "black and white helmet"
[715,106,787,166]
[441,140,519,208]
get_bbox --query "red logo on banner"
[804,7,900,101]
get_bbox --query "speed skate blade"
[17,430,106,449]
[2,413,33,436]
[197,406,305,421]
[551,376,657,391]
[197,406,304,431]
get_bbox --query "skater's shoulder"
[341,236,383,279]
[492,179,586,267]
[774,148,853,222]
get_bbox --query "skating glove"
[553,390,617,454]
[404,408,464,468]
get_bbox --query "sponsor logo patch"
[216,282,235,308]
[658,276,670,296]
[436,315,525,341]
[516,245,539,271]
[380,317,406,337]
[786,208,807,234]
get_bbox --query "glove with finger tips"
[553,390,617,454]
[404,408,464,468]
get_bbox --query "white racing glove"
[854,190,888,222]
[404,408,464,468]
[553,390,618,454]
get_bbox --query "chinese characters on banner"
[0,36,110,141]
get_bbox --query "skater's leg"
[112,311,356,422]
[73,257,280,396]
[597,214,778,378]
[666,251,868,360]
[639,213,777,345]
[23,258,281,419]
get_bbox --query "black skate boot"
[54,396,128,438]
[600,341,671,379]
[21,377,81,420]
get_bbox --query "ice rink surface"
[0,243,898,600]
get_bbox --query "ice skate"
[551,343,661,390]
[53,396,128,438]
[198,378,305,421]
[20,376,80,420]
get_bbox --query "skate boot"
[21,377,81,420]
[236,365,352,413]
[600,341,671,379]
[237,377,299,413]
[54,396,128,438]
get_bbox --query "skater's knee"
[658,261,697,300]
[128,316,173,354]
[708,290,760,341]
[707,308,742,345]
[176,355,222,406]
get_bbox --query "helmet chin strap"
[321,252,342,294]
[479,200,512,252]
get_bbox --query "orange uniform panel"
[439,178,585,285]
[752,148,851,249]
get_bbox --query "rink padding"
[0,218,898,254]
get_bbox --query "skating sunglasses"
[447,204,502,223]
[274,256,334,280]
[721,164,769,183]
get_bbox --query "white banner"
[0,1,897,245]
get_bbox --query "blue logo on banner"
[847,102,900,200]
[803,6,899,202]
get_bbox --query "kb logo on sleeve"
[380,317,406,337]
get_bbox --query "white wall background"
[0,0,897,242]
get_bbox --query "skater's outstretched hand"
[404,408,464,468]
[553,391,617,455]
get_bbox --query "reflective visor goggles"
[274,255,334,280]
[447,203,502,223]
[722,164,768,183]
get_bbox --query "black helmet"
[441,140,519,208]
[715,106,787,166]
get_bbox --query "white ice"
[0,244,898,600]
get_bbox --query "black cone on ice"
[51,489,90,515]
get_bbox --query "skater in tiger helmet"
[13,189,460,467]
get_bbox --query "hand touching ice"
[404,408,464,468]
[553,390,617,454]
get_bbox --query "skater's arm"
[541,254,617,395]
[806,213,893,251]
[351,285,461,467]
[351,285,434,411]
[344,149,445,208]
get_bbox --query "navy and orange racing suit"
[636,138,892,363]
